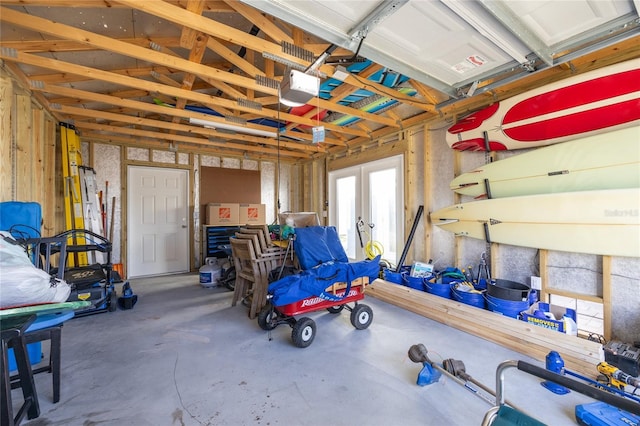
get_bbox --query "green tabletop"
[0,301,91,320]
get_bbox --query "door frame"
[126,164,191,278]
[328,154,404,263]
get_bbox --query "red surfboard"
[447,59,640,151]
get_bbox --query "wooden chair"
[239,226,285,256]
[242,224,273,245]
[233,232,286,317]
[235,232,284,267]
[229,237,279,319]
[230,238,259,314]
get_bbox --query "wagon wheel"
[350,304,373,330]
[291,317,316,348]
[326,305,344,314]
[257,302,278,331]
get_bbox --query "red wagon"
[257,276,373,347]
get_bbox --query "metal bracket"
[483,222,492,244]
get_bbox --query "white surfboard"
[430,188,640,257]
[451,126,640,199]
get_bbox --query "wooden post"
[602,255,612,341]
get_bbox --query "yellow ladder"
[60,122,88,266]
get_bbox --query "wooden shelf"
[367,279,603,377]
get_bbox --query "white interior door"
[127,166,189,277]
[329,155,404,263]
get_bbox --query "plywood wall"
[0,70,58,235]
[0,73,14,202]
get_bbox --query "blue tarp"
[293,226,348,270]
[268,255,381,307]
[268,225,379,307]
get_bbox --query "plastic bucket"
[450,283,486,309]
[383,266,409,284]
[402,273,426,291]
[486,279,530,301]
[486,294,529,318]
[424,279,451,299]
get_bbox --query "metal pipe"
[495,360,640,416]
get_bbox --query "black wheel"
[291,317,316,348]
[350,304,373,330]
[257,303,278,331]
[326,305,344,314]
[221,266,236,291]
[108,288,118,312]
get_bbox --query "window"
[328,155,404,263]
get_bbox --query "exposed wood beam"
[110,0,424,112]
[285,63,385,132]
[80,130,291,162]
[74,121,308,159]
[0,6,398,128]
[0,49,364,138]
[224,0,293,45]
[0,37,182,53]
[0,0,234,11]
[180,0,206,49]
[206,37,264,77]
[14,65,175,85]
[173,24,210,127]
[30,83,333,151]
[408,79,446,105]
[57,105,310,159]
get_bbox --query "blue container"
[424,279,452,299]
[403,273,426,291]
[8,342,42,372]
[529,289,538,305]
[486,294,529,318]
[576,401,640,426]
[383,266,410,284]
[450,283,486,309]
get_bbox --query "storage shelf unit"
[202,225,240,259]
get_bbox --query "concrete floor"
[17,274,596,426]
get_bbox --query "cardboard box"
[239,203,266,225]
[207,203,239,226]
[520,302,577,333]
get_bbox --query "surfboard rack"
[483,222,492,244]
[483,130,491,152]
[484,178,493,199]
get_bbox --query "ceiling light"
[189,117,277,138]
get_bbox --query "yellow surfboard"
[451,126,640,199]
[430,188,640,257]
